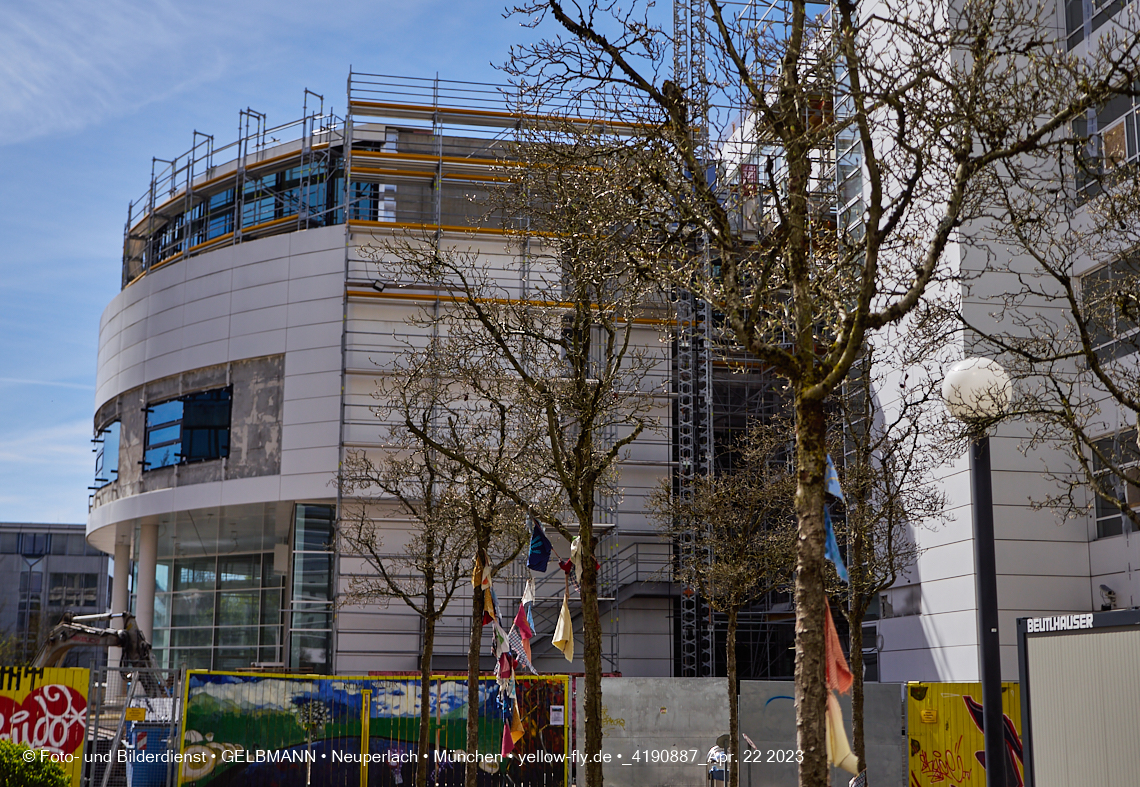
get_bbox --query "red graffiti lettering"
[918,735,971,783]
[0,684,87,754]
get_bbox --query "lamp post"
[942,357,1012,787]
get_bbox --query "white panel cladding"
[1029,627,1140,787]
[95,225,345,408]
[90,226,346,548]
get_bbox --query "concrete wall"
[576,677,728,787]
[740,681,905,787]
[569,679,905,787]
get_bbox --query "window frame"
[1081,253,1140,360]
[143,386,233,471]
[1091,429,1140,539]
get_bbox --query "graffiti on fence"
[0,666,88,786]
[179,671,569,786]
[907,682,1022,787]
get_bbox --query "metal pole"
[970,435,1006,787]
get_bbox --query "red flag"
[501,720,514,757]
[514,602,534,639]
[824,602,854,694]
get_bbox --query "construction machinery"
[32,611,154,670]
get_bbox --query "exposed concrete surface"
[567,678,905,787]
[91,355,283,508]
[575,677,728,787]
[739,681,905,787]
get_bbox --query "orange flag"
[824,602,854,694]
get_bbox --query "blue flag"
[824,506,849,583]
[825,455,845,503]
[527,522,552,572]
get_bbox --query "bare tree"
[503,1,1140,782]
[833,349,945,777]
[953,138,1140,552]
[362,116,671,785]
[365,334,542,787]
[650,422,797,787]
[339,430,471,787]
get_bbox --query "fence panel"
[80,666,184,787]
[0,666,90,787]
[177,671,568,786]
[906,681,1022,787]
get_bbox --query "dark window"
[94,421,120,487]
[1066,0,1131,50]
[0,534,17,553]
[67,534,87,556]
[290,504,334,674]
[48,574,99,607]
[19,571,43,594]
[144,387,232,470]
[19,533,50,556]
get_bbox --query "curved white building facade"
[89,73,679,676]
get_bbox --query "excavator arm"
[32,612,155,670]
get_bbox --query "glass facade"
[289,504,335,674]
[1092,429,1140,539]
[146,502,293,671]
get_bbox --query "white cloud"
[0,0,230,144]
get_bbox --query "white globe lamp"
[941,357,1012,422]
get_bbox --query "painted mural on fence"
[907,681,1022,787]
[0,666,88,787]
[178,671,568,786]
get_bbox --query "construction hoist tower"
[673,0,717,679]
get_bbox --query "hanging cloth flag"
[472,552,486,589]
[508,578,537,672]
[513,598,534,640]
[508,625,537,674]
[825,455,845,503]
[528,522,553,572]
[824,507,849,584]
[501,720,515,758]
[569,537,584,586]
[489,587,503,623]
[825,692,860,774]
[823,602,854,695]
[492,620,511,659]
[552,590,575,662]
[522,578,536,628]
[823,455,850,583]
[823,599,858,774]
[493,620,517,701]
[511,697,525,744]
[559,559,581,595]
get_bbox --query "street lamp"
[942,357,1012,787]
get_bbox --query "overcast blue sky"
[0,0,551,524]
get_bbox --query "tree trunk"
[418,614,436,787]
[850,604,866,777]
[465,575,485,787]
[727,605,740,787]
[579,523,604,787]
[850,499,868,778]
[793,395,829,787]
